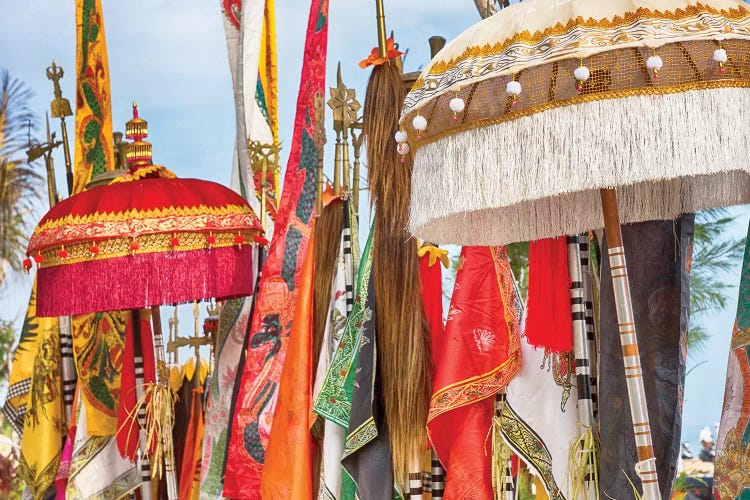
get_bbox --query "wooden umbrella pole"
[599,189,660,499]
[150,306,178,500]
[566,236,597,498]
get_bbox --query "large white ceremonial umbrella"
[399,1,750,498]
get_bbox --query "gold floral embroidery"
[34,229,259,268]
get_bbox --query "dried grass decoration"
[362,39,432,489]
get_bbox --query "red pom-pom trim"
[130,241,140,251]
[58,249,69,259]
[33,253,44,264]
[90,245,100,256]
[234,234,245,245]
[170,237,180,247]
[23,258,32,272]
[254,235,269,247]
[206,235,216,245]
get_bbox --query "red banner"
[223,0,329,496]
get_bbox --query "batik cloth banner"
[341,233,398,500]
[223,0,329,495]
[428,246,521,499]
[714,219,750,499]
[17,321,64,499]
[199,297,252,498]
[3,283,57,437]
[223,0,279,223]
[70,311,127,436]
[260,232,316,497]
[598,218,693,498]
[66,399,140,499]
[313,226,381,500]
[73,0,115,193]
[500,336,579,498]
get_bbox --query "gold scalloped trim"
[33,229,259,268]
[413,3,750,89]
[110,165,176,183]
[34,204,256,233]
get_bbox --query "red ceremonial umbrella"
[24,104,263,317]
[23,104,263,500]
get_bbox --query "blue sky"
[1,0,748,452]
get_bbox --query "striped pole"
[566,236,597,498]
[430,450,445,500]
[409,449,424,500]
[58,316,77,424]
[150,306,179,500]
[600,189,660,499]
[579,236,599,419]
[131,310,152,500]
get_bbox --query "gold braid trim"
[415,3,750,87]
[34,229,259,268]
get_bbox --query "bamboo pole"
[599,188,660,500]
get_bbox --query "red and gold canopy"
[26,106,263,317]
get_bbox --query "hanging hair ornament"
[394,130,408,144]
[506,77,522,107]
[22,257,32,273]
[449,90,465,122]
[646,52,663,80]
[713,46,728,73]
[574,63,590,93]
[413,114,428,140]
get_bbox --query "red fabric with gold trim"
[27,174,262,317]
[427,246,521,499]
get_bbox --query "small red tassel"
[254,235,269,247]
[58,248,69,259]
[90,245,100,256]
[130,241,140,251]
[234,234,245,245]
[206,235,216,245]
[23,258,32,273]
[170,237,180,247]
[33,253,44,264]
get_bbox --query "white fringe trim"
[409,87,750,245]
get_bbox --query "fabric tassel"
[409,88,750,246]
[364,58,432,490]
[526,237,573,353]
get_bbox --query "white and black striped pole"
[430,450,445,500]
[567,236,597,498]
[600,189,660,499]
[131,310,152,500]
[579,235,598,419]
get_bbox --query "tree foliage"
[687,209,746,353]
[0,69,43,291]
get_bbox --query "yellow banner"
[73,0,115,194]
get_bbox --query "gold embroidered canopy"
[399,0,750,245]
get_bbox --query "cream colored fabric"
[401,0,750,118]
[408,87,750,245]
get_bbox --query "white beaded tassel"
[646,54,663,80]
[713,47,727,73]
[413,114,427,140]
[395,129,410,163]
[449,90,465,122]
[574,64,590,93]
[506,78,522,107]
